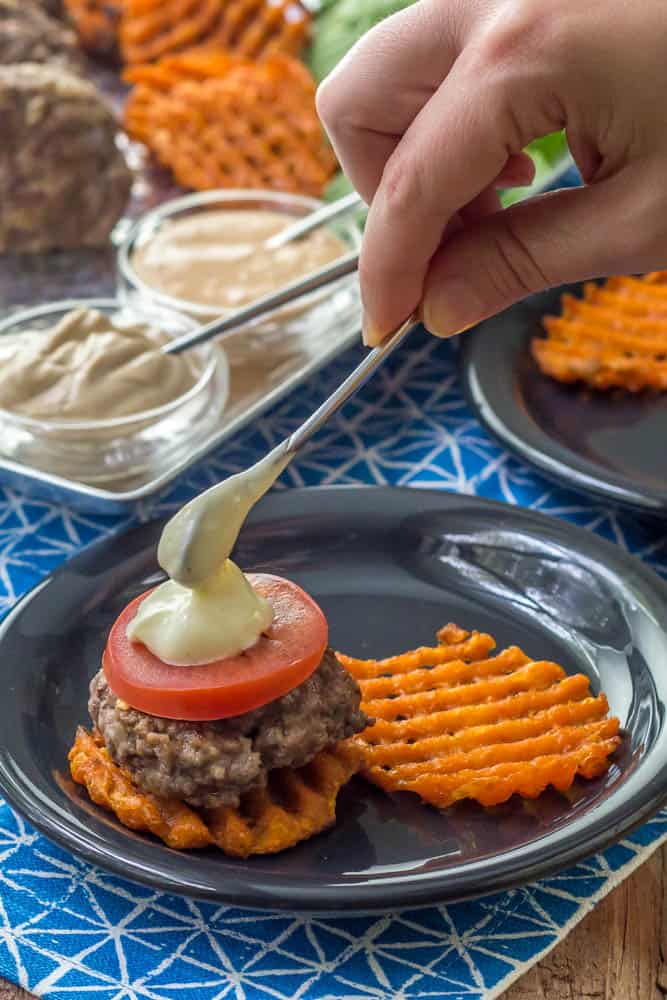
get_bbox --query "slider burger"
[72,571,369,856]
[70,455,369,856]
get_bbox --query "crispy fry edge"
[339,624,621,810]
[69,726,360,857]
[531,273,667,392]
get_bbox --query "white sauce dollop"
[158,448,290,588]
[126,559,272,665]
[127,448,290,665]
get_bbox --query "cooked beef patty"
[32,0,65,20]
[89,649,368,809]
[0,63,131,252]
[0,1,82,70]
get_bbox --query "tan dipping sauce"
[0,307,198,421]
[130,209,347,312]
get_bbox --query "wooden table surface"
[1,843,665,1000]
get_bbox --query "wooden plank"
[0,985,30,1000]
[0,845,665,999]
[505,845,665,999]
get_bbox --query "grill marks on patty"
[89,650,368,808]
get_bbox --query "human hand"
[316,0,667,343]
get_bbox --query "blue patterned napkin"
[1,322,666,998]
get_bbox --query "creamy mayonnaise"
[128,447,290,664]
[131,208,346,312]
[158,447,290,587]
[0,307,198,421]
[126,559,272,665]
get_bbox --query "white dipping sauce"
[128,447,290,665]
[126,559,272,666]
[158,448,290,587]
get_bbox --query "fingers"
[317,0,537,345]
[420,168,653,338]
[316,0,460,202]
[496,152,535,188]
[360,54,516,345]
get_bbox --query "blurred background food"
[63,0,121,59]
[119,0,311,64]
[124,51,335,196]
[34,0,67,20]
[0,0,574,503]
[532,273,667,393]
[0,0,82,70]
[129,203,346,312]
[0,63,131,252]
[0,0,572,254]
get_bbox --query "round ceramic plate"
[460,284,667,514]
[1,487,666,912]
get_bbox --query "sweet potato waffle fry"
[120,0,311,65]
[69,727,359,856]
[124,52,336,195]
[532,272,667,391]
[207,746,360,857]
[339,624,620,809]
[64,0,122,57]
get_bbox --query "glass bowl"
[0,299,229,486]
[116,189,363,359]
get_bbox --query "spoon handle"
[284,315,417,456]
[160,314,418,584]
[162,250,359,355]
[265,191,365,251]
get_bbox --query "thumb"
[421,172,650,337]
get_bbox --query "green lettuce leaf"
[308,0,415,82]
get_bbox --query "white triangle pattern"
[0,330,666,1000]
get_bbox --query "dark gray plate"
[461,284,667,514]
[1,487,666,912]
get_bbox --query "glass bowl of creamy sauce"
[0,299,229,486]
[116,189,362,360]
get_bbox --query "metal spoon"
[161,192,365,355]
[162,313,417,584]
[265,191,364,250]
[162,250,359,355]
[270,311,415,457]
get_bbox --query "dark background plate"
[1,487,667,912]
[460,284,667,515]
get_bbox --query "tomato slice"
[102,574,328,721]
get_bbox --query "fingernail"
[422,278,485,338]
[362,313,384,347]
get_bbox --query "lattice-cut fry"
[124,52,336,196]
[69,727,360,855]
[120,0,311,65]
[64,0,122,57]
[531,273,667,391]
[340,625,620,810]
[207,745,361,857]
[125,49,236,91]
[69,727,212,849]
